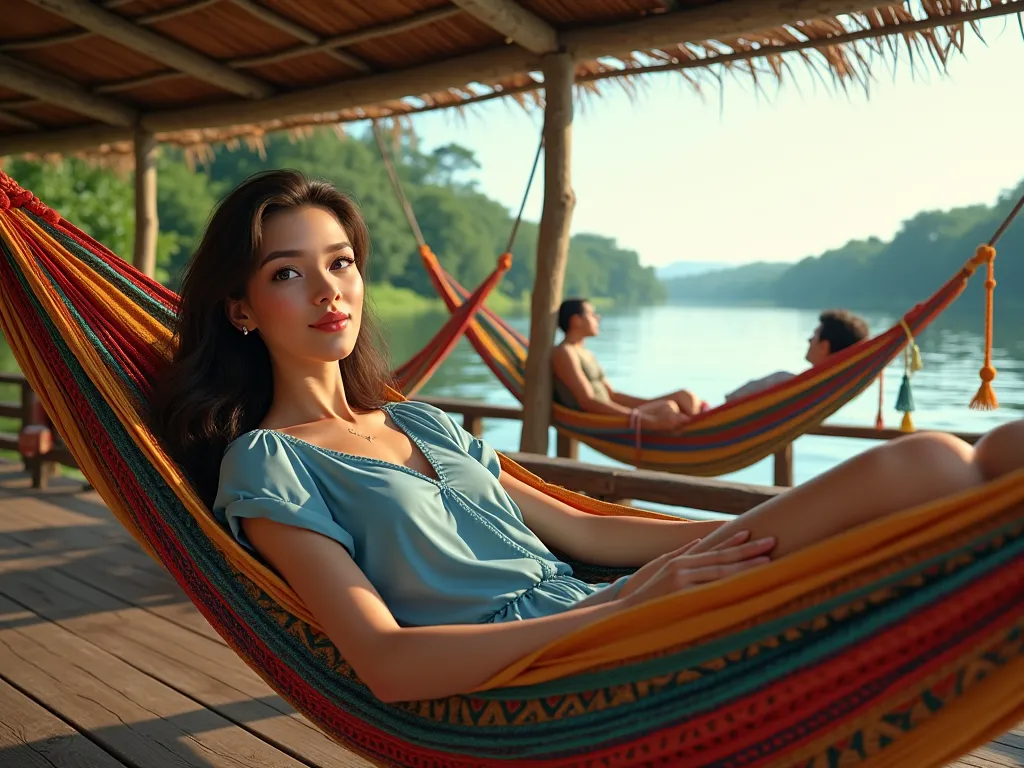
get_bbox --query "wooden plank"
[0,486,222,641]
[0,535,371,768]
[0,677,131,768]
[0,589,314,768]
[0,463,369,766]
[425,395,522,421]
[504,451,781,514]
[948,742,1024,768]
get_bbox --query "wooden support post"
[463,413,484,438]
[773,443,794,487]
[520,51,575,455]
[555,432,578,460]
[18,389,57,489]
[132,127,158,278]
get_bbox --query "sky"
[405,16,1024,270]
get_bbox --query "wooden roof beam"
[142,44,540,133]
[0,0,221,51]
[22,0,274,99]
[450,0,558,54]
[0,53,136,125]
[0,108,38,130]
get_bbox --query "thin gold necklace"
[348,427,374,443]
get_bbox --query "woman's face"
[230,204,364,367]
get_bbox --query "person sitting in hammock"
[724,309,869,402]
[552,298,708,431]
[152,170,1024,705]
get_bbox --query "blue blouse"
[212,400,621,626]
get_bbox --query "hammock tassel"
[969,244,998,411]
[896,373,915,433]
[895,320,922,433]
[875,370,885,429]
[909,342,923,373]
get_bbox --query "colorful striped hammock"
[419,244,986,475]
[391,252,510,397]
[2,171,1023,768]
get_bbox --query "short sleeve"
[213,432,355,556]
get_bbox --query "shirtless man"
[551,298,704,431]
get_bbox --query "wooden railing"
[0,372,79,488]
[0,373,985,516]
[421,395,984,489]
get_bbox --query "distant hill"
[665,262,790,303]
[659,181,1024,313]
[656,260,732,280]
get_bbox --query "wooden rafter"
[143,44,540,133]
[0,0,223,51]
[0,3,456,63]
[0,52,136,126]
[0,109,38,129]
[22,0,273,99]
[450,0,558,54]
[3,4,461,108]
[226,0,372,72]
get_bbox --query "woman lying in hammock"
[152,170,1024,705]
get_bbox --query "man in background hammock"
[552,298,708,431]
[723,309,869,402]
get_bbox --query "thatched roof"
[1,0,1021,159]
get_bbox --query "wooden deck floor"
[0,462,1019,768]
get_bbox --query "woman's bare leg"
[689,421,1024,560]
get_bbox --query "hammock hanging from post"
[416,181,1024,476]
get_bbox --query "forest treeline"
[6,126,664,308]
[665,182,1024,313]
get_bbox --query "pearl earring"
[241,326,249,336]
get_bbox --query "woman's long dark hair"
[150,169,391,506]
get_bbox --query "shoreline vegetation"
[4,126,662,313]
[663,181,1024,315]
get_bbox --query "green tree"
[663,180,1024,314]
[9,126,669,310]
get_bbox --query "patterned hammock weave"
[1,171,1024,768]
[419,245,977,475]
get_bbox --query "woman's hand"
[617,531,774,606]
